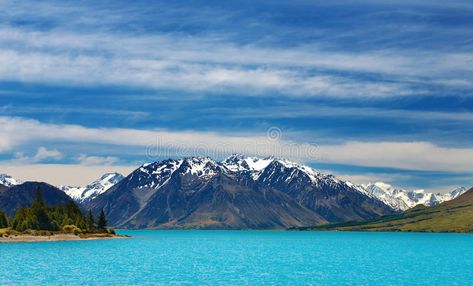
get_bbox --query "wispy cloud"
[202,104,473,123]
[0,105,150,118]
[0,48,415,98]
[0,22,471,98]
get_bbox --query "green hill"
[298,187,473,233]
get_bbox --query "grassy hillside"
[299,187,473,233]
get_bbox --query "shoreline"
[0,233,128,243]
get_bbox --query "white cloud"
[0,164,135,186]
[2,116,473,173]
[0,116,317,161]
[316,141,473,172]
[77,154,119,166]
[13,146,63,163]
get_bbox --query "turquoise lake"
[1,230,473,285]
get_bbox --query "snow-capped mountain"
[61,173,124,203]
[358,182,467,211]
[87,155,394,229]
[0,174,21,187]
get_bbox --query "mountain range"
[0,155,468,229]
[56,155,466,213]
[85,156,393,229]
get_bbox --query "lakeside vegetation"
[0,188,116,239]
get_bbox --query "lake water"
[1,230,472,285]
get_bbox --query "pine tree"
[75,215,87,230]
[9,188,88,232]
[86,210,95,230]
[30,188,54,230]
[0,210,8,228]
[32,187,46,208]
[10,207,28,231]
[97,209,107,230]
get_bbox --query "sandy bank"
[0,233,128,243]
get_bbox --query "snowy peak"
[86,172,124,191]
[221,154,316,178]
[61,172,124,203]
[83,173,124,195]
[129,157,221,189]
[59,185,83,200]
[360,182,468,211]
[126,159,182,190]
[178,157,220,177]
[222,154,273,172]
[221,155,349,193]
[0,174,21,187]
[449,187,467,197]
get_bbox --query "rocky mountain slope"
[87,155,396,229]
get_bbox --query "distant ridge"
[357,182,467,211]
[0,182,72,217]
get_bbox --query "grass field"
[299,188,473,233]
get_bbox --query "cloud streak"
[77,154,119,166]
[2,116,473,173]
[0,48,413,98]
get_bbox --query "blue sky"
[0,0,472,191]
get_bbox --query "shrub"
[32,230,52,236]
[63,224,82,235]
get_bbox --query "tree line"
[0,188,108,233]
